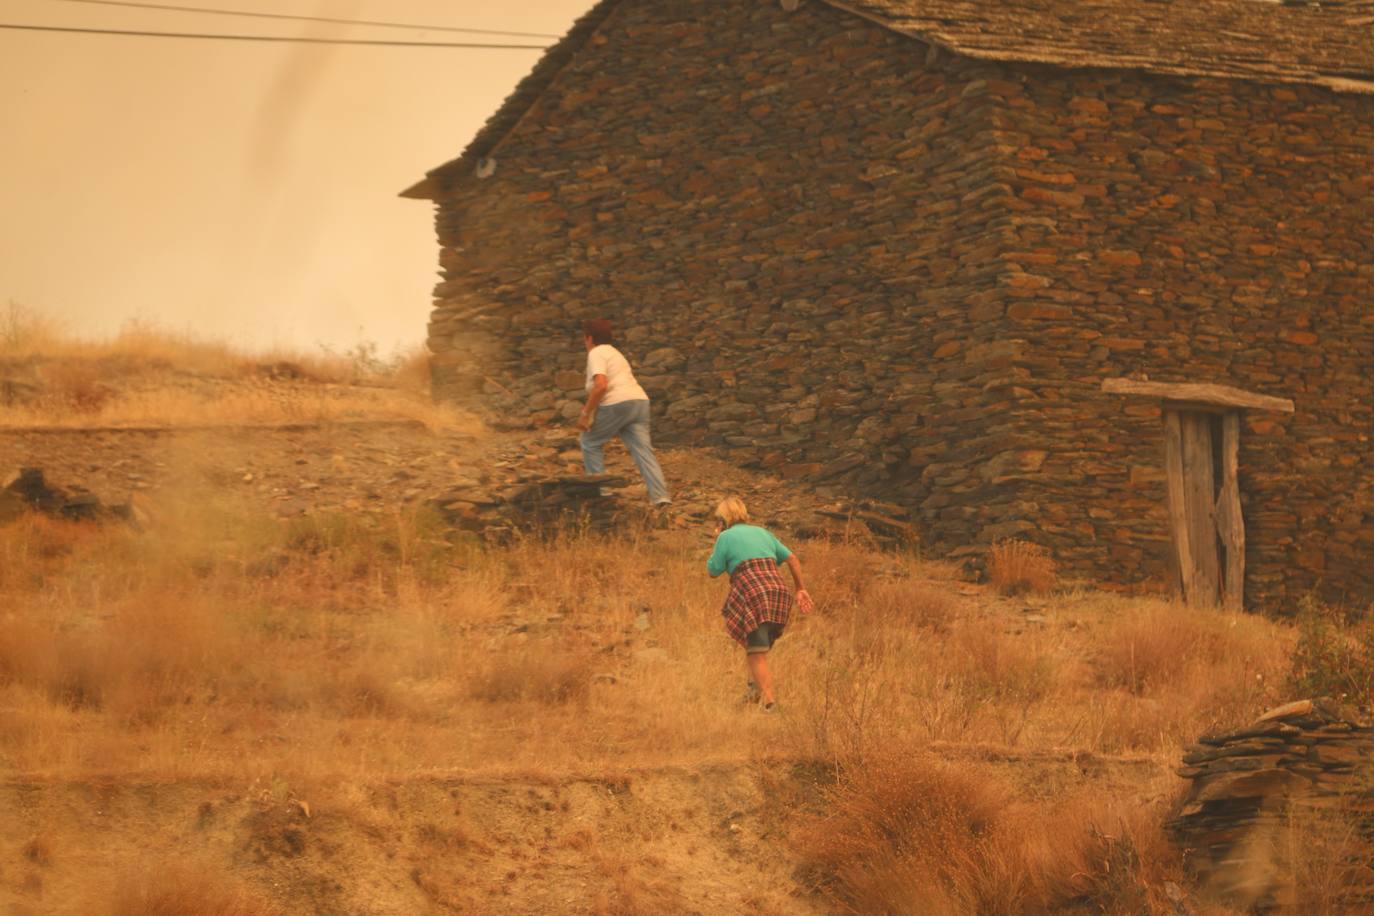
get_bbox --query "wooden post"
[1164,411,1200,604]
[1216,412,1245,611]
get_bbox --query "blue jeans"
[580,399,670,504]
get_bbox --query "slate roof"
[834,0,1374,87]
[402,0,1374,198]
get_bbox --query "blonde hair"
[714,496,750,528]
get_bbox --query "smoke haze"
[0,0,588,352]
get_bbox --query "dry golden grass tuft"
[22,834,54,868]
[1274,795,1374,915]
[586,843,687,916]
[988,539,1057,595]
[468,650,596,705]
[799,748,1185,915]
[103,863,272,916]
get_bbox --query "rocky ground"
[1,419,916,550]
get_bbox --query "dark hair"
[582,318,614,346]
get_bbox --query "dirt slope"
[2,752,1168,915]
[0,372,1244,914]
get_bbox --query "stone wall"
[1171,699,1374,910]
[982,66,1374,608]
[421,0,1374,610]
[427,0,1022,533]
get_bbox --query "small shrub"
[988,540,1057,596]
[1289,596,1374,705]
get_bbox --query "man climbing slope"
[575,318,671,507]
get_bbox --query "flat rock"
[1256,699,1314,723]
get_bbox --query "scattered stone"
[427,473,636,542]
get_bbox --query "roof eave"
[399,175,441,200]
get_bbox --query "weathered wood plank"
[1181,412,1220,605]
[1217,411,1245,612]
[1164,411,1200,604]
[1102,378,1295,413]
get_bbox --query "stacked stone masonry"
[1171,699,1374,910]
[414,0,1374,612]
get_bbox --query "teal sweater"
[707,524,792,577]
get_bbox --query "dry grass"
[22,835,54,868]
[0,503,1296,781]
[988,539,1057,595]
[2,303,364,382]
[0,306,476,430]
[586,843,688,915]
[1275,796,1374,915]
[799,747,1184,914]
[0,502,1297,791]
[468,651,596,704]
[103,863,272,916]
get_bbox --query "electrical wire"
[46,0,563,40]
[0,22,550,48]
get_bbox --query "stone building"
[402,0,1374,612]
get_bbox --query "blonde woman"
[707,497,812,712]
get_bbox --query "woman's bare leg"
[746,653,775,706]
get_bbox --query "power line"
[47,0,563,40]
[0,22,550,48]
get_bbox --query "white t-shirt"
[585,344,649,407]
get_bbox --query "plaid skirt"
[721,557,793,648]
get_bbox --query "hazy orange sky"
[1,0,591,353]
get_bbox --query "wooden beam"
[1216,412,1245,612]
[1102,378,1294,413]
[1164,412,1200,604]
